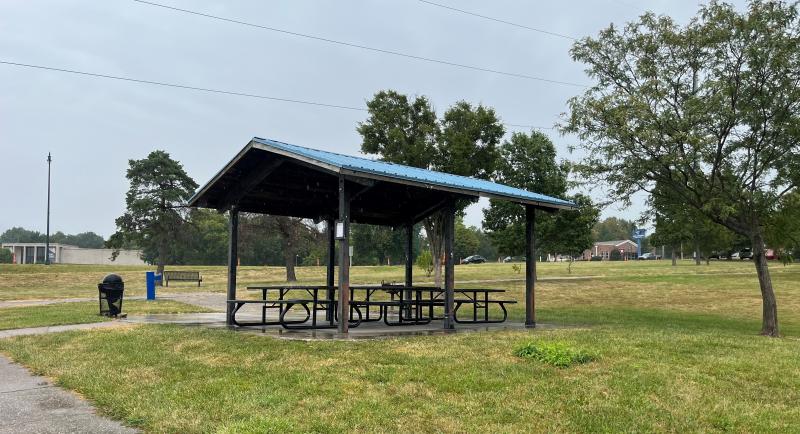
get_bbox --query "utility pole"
[45,153,52,265]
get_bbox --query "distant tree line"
[0,227,106,248]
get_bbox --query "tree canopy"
[358,89,505,286]
[483,131,598,262]
[0,227,105,248]
[107,150,198,274]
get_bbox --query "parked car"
[730,251,740,260]
[502,256,525,263]
[709,251,730,260]
[637,252,660,260]
[765,249,777,260]
[739,248,753,260]
[462,255,486,264]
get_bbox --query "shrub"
[416,250,434,277]
[511,263,521,274]
[0,248,12,264]
[513,341,596,368]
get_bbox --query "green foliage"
[0,227,105,248]
[178,209,229,265]
[0,248,12,264]
[454,218,480,261]
[107,150,198,273]
[351,224,421,266]
[357,90,438,169]
[483,131,568,256]
[358,90,505,283]
[511,263,521,274]
[436,101,504,179]
[513,341,596,368]
[415,250,434,277]
[765,191,800,257]
[483,131,596,259]
[549,194,601,259]
[648,185,734,262]
[592,218,636,243]
[564,1,800,336]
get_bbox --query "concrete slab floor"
[122,312,573,341]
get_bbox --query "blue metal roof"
[251,137,575,209]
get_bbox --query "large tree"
[108,150,198,274]
[564,1,800,336]
[483,131,597,266]
[358,90,504,286]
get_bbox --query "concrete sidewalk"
[0,321,131,339]
[0,292,226,310]
[0,355,137,433]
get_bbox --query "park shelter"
[188,137,575,333]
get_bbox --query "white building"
[1,242,145,265]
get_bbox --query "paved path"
[0,355,137,433]
[0,293,224,310]
[0,296,147,309]
[0,321,131,339]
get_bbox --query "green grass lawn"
[0,300,213,331]
[1,260,800,432]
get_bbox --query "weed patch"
[513,341,596,367]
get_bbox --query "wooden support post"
[337,176,351,333]
[525,205,536,327]
[226,206,239,326]
[404,223,414,319]
[326,218,336,321]
[405,224,413,287]
[443,201,455,330]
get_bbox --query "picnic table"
[228,285,516,329]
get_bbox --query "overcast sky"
[0,0,748,237]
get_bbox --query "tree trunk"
[157,241,166,275]
[424,213,445,288]
[276,217,298,282]
[284,249,297,282]
[694,240,701,266]
[671,247,677,266]
[752,231,779,337]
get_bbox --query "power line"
[0,60,365,111]
[417,0,577,41]
[0,59,554,130]
[131,0,588,88]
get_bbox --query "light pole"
[45,153,52,265]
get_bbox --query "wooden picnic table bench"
[162,270,202,287]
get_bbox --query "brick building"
[582,240,638,261]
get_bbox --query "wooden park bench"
[162,270,202,287]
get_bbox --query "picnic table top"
[245,285,506,293]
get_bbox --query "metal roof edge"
[188,140,258,207]
[190,136,577,211]
[251,140,342,175]
[254,138,576,210]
